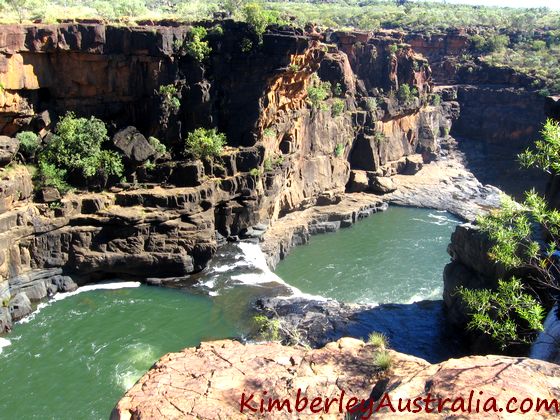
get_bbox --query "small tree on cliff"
[38,112,123,191]
[458,119,560,350]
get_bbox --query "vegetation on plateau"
[3,1,560,91]
[459,119,560,350]
[184,128,227,160]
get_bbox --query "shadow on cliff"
[259,298,469,364]
[342,300,468,363]
[452,135,547,200]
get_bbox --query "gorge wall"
[0,22,447,331]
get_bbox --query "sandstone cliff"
[112,337,560,419]
[0,22,447,330]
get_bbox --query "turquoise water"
[275,207,461,304]
[0,207,462,418]
[0,285,238,419]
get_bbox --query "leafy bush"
[332,83,343,96]
[263,154,284,171]
[39,112,123,190]
[397,83,417,104]
[16,131,40,158]
[242,2,276,41]
[471,33,509,53]
[460,278,544,350]
[148,136,167,159]
[288,63,300,73]
[331,98,345,117]
[184,128,227,160]
[34,161,70,194]
[253,315,280,341]
[457,119,560,350]
[158,84,181,126]
[365,97,378,112]
[240,38,253,53]
[184,26,211,62]
[263,128,276,139]
[431,93,441,106]
[519,118,560,174]
[249,167,260,176]
[374,132,387,144]
[307,76,331,110]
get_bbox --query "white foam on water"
[228,242,327,301]
[17,281,141,325]
[405,287,442,304]
[211,261,245,273]
[0,337,11,354]
[114,343,158,391]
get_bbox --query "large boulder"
[50,275,78,293]
[112,126,155,163]
[347,170,369,192]
[8,292,32,322]
[0,136,19,166]
[369,175,397,194]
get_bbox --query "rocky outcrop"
[112,337,560,419]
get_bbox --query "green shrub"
[333,83,343,96]
[242,2,276,41]
[374,132,387,144]
[288,63,300,72]
[307,76,331,109]
[459,278,544,350]
[16,131,40,158]
[34,161,70,194]
[158,84,181,114]
[397,83,415,103]
[148,136,167,159]
[368,332,388,348]
[264,154,284,171]
[253,315,281,341]
[334,143,344,157]
[263,128,276,139]
[431,93,441,106]
[373,350,392,370]
[209,25,224,37]
[365,97,378,112]
[184,128,227,160]
[457,119,560,350]
[519,118,560,174]
[249,167,260,176]
[39,112,123,189]
[331,98,344,117]
[389,44,398,54]
[185,26,211,62]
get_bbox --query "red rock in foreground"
[112,338,560,419]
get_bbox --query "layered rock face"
[0,22,444,329]
[407,30,548,198]
[113,337,560,419]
